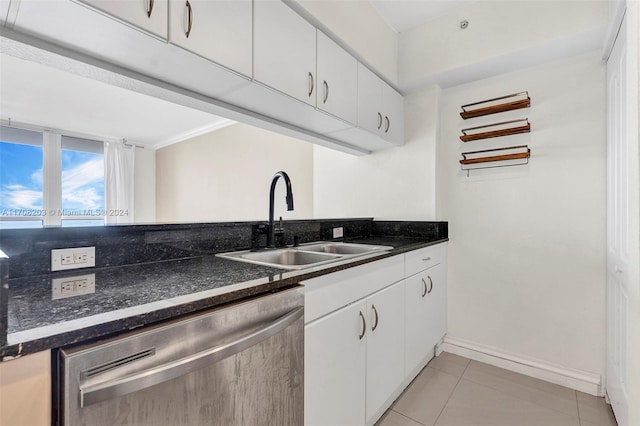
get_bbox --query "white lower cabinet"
[305,281,405,426]
[304,242,448,426]
[305,300,367,426]
[365,281,405,423]
[405,262,447,377]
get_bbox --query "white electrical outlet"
[51,247,95,271]
[333,227,344,238]
[52,274,96,300]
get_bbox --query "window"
[0,125,105,229]
[61,136,105,227]
[0,127,45,229]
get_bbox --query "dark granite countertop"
[1,235,447,360]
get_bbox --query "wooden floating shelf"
[460,151,530,165]
[460,145,530,174]
[460,118,530,142]
[460,91,530,119]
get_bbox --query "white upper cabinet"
[168,0,252,78]
[78,0,168,38]
[316,31,358,125]
[357,63,404,145]
[254,1,317,106]
[382,82,404,144]
[357,64,384,135]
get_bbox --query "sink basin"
[217,242,393,270]
[217,249,341,270]
[298,242,393,255]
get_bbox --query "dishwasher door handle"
[80,306,304,408]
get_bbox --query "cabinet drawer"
[405,243,446,277]
[302,255,405,324]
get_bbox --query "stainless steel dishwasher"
[56,287,304,426]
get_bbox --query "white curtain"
[104,140,135,224]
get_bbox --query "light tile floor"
[377,352,618,426]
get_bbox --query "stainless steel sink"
[297,242,393,255]
[216,242,393,270]
[217,248,342,270]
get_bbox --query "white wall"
[134,146,156,223]
[293,0,398,84]
[437,51,606,383]
[399,1,608,90]
[313,85,439,220]
[156,123,313,222]
[625,1,640,422]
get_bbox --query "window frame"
[0,120,106,228]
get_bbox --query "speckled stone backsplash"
[0,219,377,279]
[373,221,448,239]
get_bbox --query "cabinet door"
[317,31,357,124]
[305,300,367,426]
[382,83,405,145]
[79,0,168,38]
[366,281,405,422]
[169,0,252,78]
[405,264,447,377]
[254,1,316,106]
[357,63,383,134]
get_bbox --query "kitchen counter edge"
[0,238,448,361]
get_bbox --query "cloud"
[1,157,104,212]
[62,157,104,210]
[0,184,43,209]
[30,168,43,186]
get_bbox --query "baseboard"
[443,335,602,396]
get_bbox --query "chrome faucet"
[268,171,294,248]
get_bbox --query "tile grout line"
[575,391,583,426]
[459,368,582,422]
[431,360,472,426]
[390,409,428,426]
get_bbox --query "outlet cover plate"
[51,247,96,271]
[333,227,344,238]
[52,273,96,300]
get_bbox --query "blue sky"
[0,142,44,210]
[0,141,104,214]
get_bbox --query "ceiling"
[370,0,476,33]
[0,53,234,149]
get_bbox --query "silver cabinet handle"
[146,0,154,18]
[422,257,431,262]
[185,0,193,38]
[371,305,379,331]
[421,278,428,298]
[427,276,433,294]
[308,72,314,97]
[385,116,390,133]
[79,306,303,408]
[377,112,382,129]
[359,311,366,340]
[323,80,329,103]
